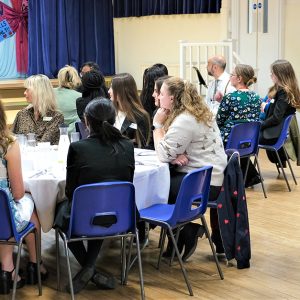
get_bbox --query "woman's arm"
[5,141,25,200]
[65,144,79,201]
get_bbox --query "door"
[231,0,285,96]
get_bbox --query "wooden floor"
[3,151,300,300]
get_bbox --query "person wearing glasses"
[205,55,235,113]
[216,64,261,187]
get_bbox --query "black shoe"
[181,223,205,262]
[26,262,48,285]
[0,269,25,295]
[66,266,95,294]
[91,271,115,290]
[245,175,261,188]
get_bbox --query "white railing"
[179,40,243,95]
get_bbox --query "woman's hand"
[171,153,189,166]
[215,91,223,103]
[261,102,267,113]
[153,108,170,126]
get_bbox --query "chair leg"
[34,228,42,296]
[243,157,251,185]
[158,228,164,248]
[283,147,297,185]
[157,229,167,270]
[135,231,145,300]
[11,243,23,300]
[120,237,126,285]
[170,227,181,266]
[63,239,74,300]
[124,236,134,285]
[55,229,61,291]
[200,216,224,280]
[167,227,193,296]
[275,151,291,191]
[254,155,267,198]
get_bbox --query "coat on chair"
[217,155,251,269]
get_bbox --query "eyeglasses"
[230,73,237,77]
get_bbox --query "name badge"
[129,123,137,130]
[43,116,53,121]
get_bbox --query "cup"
[27,133,36,147]
[16,134,27,149]
[70,132,80,143]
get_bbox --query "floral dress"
[0,153,32,232]
[217,90,261,143]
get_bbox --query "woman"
[259,59,300,164]
[76,70,109,121]
[108,73,151,148]
[12,75,64,145]
[153,77,227,260]
[54,65,82,134]
[217,64,261,187]
[54,98,134,294]
[140,64,168,119]
[0,101,47,295]
[152,75,171,115]
[217,64,261,143]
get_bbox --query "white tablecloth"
[23,148,170,232]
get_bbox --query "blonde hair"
[0,100,14,155]
[268,59,300,108]
[163,77,213,130]
[57,65,81,89]
[24,74,57,117]
[234,64,257,87]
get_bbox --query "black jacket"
[217,154,251,269]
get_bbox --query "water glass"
[16,134,27,150]
[70,132,80,143]
[27,133,36,147]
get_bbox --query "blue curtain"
[28,0,115,78]
[114,0,222,18]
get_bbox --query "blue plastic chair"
[55,182,144,300]
[75,121,89,139]
[139,166,223,297]
[226,121,267,198]
[0,189,42,300]
[259,114,297,192]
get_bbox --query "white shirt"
[114,110,126,130]
[205,71,236,114]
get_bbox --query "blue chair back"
[75,121,89,139]
[0,189,20,242]
[171,166,212,225]
[226,121,261,157]
[269,114,294,150]
[67,182,136,239]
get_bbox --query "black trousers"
[259,135,287,164]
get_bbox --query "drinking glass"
[16,134,27,150]
[70,132,80,143]
[27,133,36,147]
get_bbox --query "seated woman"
[54,98,135,294]
[76,70,109,121]
[108,73,151,148]
[54,65,82,134]
[0,101,47,295]
[260,59,300,165]
[12,75,64,145]
[140,64,168,119]
[153,77,227,260]
[216,64,261,187]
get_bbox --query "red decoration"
[237,245,241,251]
[233,190,238,196]
[236,213,240,218]
[224,219,229,224]
[217,203,222,209]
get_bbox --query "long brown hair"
[268,59,300,108]
[163,77,213,130]
[0,100,14,155]
[111,73,151,147]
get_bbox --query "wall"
[285,0,300,81]
[113,1,230,89]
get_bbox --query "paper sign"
[0,19,14,42]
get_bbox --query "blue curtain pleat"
[28,0,115,78]
[114,0,222,17]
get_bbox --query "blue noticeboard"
[0,19,14,42]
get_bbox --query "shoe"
[245,175,261,188]
[26,262,48,285]
[0,269,25,295]
[211,230,224,254]
[91,271,116,289]
[181,223,205,262]
[66,266,95,294]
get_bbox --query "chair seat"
[139,204,175,224]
